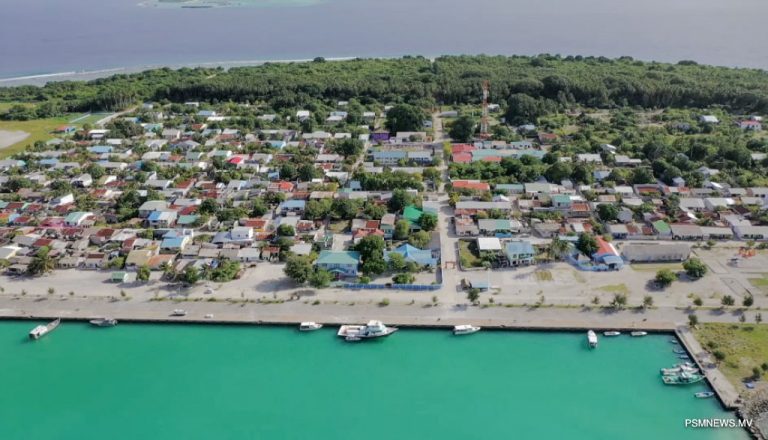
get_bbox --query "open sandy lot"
[0,130,29,149]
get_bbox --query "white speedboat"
[661,364,700,376]
[453,325,481,335]
[631,331,648,337]
[89,318,117,327]
[171,309,187,317]
[604,331,621,336]
[29,318,60,340]
[300,322,323,331]
[587,330,598,348]
[695,392,715,399]
[337,320,397,340]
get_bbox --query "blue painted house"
[385,244,437,268]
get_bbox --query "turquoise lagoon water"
[0,322,749,439]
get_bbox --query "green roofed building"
[315,250,360,277]
[403,205,423,231]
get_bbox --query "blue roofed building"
[504,241,535,266]
[385,244,437,268]
[278,199,306,216]
[372,151,407,165]
[88,145,114,154]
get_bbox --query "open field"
[693,323,768,391]
[0,116,70,157]
[630,262,685,272]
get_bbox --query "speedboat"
[662,372,704,385]
[661,364,700,376]
[695,392,715,399]
[453,325,481,335]
[673,348,687,355]
[631,331,648,337]
[171,309,187,317]
[89,318,117,327]
[604,331,621,336]
[300,322,323,331]
[587,330,598,348]
[337,320,397,341]
[29,318,61,340]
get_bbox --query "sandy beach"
[0,130,29,149]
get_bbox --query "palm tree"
[161,262,177,281]
[27,247,55,276]
[547,236,570,261]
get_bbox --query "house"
[738,120,762,131]
[478,219,520,236]
[670,224,704,241]
[125,249,155,269]
[477,237,502,254]
[652,220,672,238]
[278,200,306,216]
[372,151,406,165]
[402,205,423,230]
[699,115,720,124]
[452,180,490,192]
[455,217,479,236]
[315,250,360,277]
[591,237,623,270]
[733,225,768,240]
[622,243,691,263]
[380,214,396,239]
[64,211,93,227]
[146,211,177,228]
[160,235,190,253]
[72,173,93,188]
[139,200,169,217]
[385,244,437,268]
[504,241,535,266]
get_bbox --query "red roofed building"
[452,180,491,191]
[452,144,476,154]
[452,153,472,164]
[268,181,295,193]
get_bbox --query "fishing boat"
[662,372,704,385]
[587,330,598,348]
[631,331,648,337]
[89,318,117,327]
[673,348,687,355]
[603,331,621,336]
[453,325,481,335]
[299,322,323,331]
[661,364,699,376]
[695,392,715,399]
[170,309,187,316]
[679,355,691,360]
[29,318,60,340]
[337,320,397,341]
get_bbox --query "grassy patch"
[694,323,768,389]
[748,276,768,293]
[458,240,483,268]
[572,271,587,283]
[630,263,684,272]
[0,116,72,158]
[597,283,630,295]
[534,270,553,282]
[327,220,349,234]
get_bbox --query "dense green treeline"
[3,55,768,116]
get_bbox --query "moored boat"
[299,322,323,331]
[337,320,397,341]
[89,318,117,327]
[631,331,648,337]
[29,318,61,340]
[453,325,481,335]
[695,391,715,399]
[587,330,598,348]
[661,364,699,376]
[673,348,687,355]
[603,331,621,336]
[662,372,704,385]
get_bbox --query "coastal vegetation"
[694,323,768,388]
